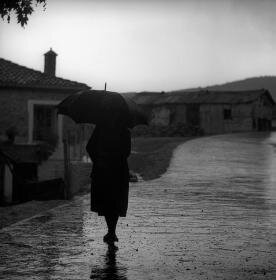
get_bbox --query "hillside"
[205,76,276,102]
[123,76,276,102]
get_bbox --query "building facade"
[133,89,275,134]
[0,50,91,203]
[0,49,90,148]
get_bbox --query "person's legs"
[103,214,119,243]
[105,214,119,234]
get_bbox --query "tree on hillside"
[0,0,46,27]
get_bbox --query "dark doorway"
[252,118,257,130]
[12,163,37,202]
[257,118,272,131]
[186,104,200,126]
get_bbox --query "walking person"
[57,89,147,243]
[86,119,131,244]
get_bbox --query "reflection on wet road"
[0,132,276,279]
[90,244,127,280]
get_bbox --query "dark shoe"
[103,233,119,244]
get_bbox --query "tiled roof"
[132,89,275,105]
[0,58,90,91]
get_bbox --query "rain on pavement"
[0,132,275,279]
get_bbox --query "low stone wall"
[68,161,92,198]
[38,159,64,181]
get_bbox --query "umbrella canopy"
[57,90,148,128]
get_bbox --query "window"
[223,108,232,120]
[28,100,62,148]
[33,104,57,142]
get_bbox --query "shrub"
[132,123,204,137]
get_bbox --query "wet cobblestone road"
[1,133,276,279]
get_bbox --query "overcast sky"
[0,0,276,92]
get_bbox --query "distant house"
[0,49,91,204]
[133,89,275,134]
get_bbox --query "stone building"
[0,50,91,204]
[0,49,89,147]
[133,89,275,134]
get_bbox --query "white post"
[3,165,13,203]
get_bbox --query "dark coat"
[86,125,131,217]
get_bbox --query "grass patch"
[129,137,191,181]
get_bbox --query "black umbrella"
[57,90,148,128]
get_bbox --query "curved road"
[0,132,275,279]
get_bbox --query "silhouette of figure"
[86,121,131,244]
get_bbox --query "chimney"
[44,48,57,76]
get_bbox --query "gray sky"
[0,0,276,92]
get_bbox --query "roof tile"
[132,89,275,105]
[0,58,90,91]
